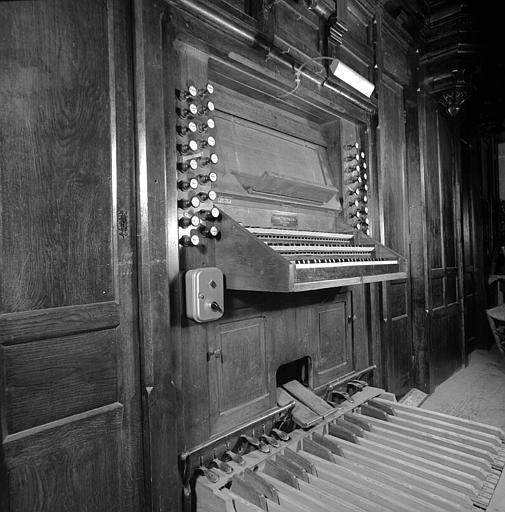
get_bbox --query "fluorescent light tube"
[330,59,375,97]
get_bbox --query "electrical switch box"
[185,267,224,323]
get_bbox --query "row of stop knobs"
[344,142,369,235]
[176,83,221,247]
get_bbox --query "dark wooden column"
[133,0,182,509]
[375,8,414,396]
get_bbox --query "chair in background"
[486,304,505,358]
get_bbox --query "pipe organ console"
[189,382,505,512]
[173,76,406,291]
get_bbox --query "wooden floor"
[421,345,505,430]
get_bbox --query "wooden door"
[378,76,412,396]
[313,292,353,388]
[208,317,270,434]
[420,96,464,390]
[0,1,144,511]
[460,139,485,354]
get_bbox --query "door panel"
[314,293,353,387]
[0,1,143,510]
[0,0,114,313]
[2,331,117,433]
[378,76,412,396]
[422,98,464,390]
[210,317,269,433]
[430,306,461,389]
[460,139,483,352]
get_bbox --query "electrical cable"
[275,55,335,99]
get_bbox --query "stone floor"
[421,345,505,430]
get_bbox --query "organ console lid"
[215,211,407,292]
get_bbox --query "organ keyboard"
[193,384,505,512]
[248,227,398,267]
[215,213,406,292]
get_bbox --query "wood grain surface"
[3,330,117,433]
[0,1,144,511]
[0,0,113,313]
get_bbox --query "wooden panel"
[430,307,462,389]
[218,318,267,411]
[275,1,319,58]
[315,298,351,382]
[340,45,371,79]
[269,304,314,369]
[182,323,211,447]
[439,113,457,268]
[385,315,411,395]
[212,83,326,146]
[380,78,407,257]
[461,142,475,269]
[422,99,463,390]
[3,403,122,468]
[0,302,119,345]
[351,285,369,371]
[210,317,270,432]
[460,138,478,351]
[464,272,474,297]
[0,0,144,509]
[405,87,427,392]
[446,274,458,304]
[431,276,444,308]
[378,74,411,396]
[3,330,117,434]
[341,1,374,76]
[389,281,407,318]
[347,5,371,50]
[0,0,115,313]
[134,1,182,509]
[9,431,120,512]
[382,34,408,85]
[425,105,443,269]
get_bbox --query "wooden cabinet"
[0,1,143,510]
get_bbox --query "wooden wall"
[375,12,413,396]
[0,1,144,511]
[0,0,487,511]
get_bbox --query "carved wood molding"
[421,1,478,116]
[304,0,336,20]
[328,0,347,46]
[438,86,473,117]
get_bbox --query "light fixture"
[330,59,375,98]
[274,55,376,100]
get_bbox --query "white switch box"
[185,267,224,323]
